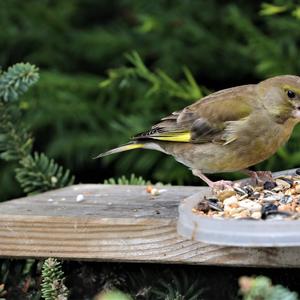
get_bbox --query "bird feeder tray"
[177,189,300,247]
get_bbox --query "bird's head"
[257,75,300,123]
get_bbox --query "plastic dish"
[177,192,300,247]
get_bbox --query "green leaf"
[260,3,288,16]
[292,6,300,19]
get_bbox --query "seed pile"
[192,172,300,220]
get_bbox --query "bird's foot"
[209,180,234,192]
[192,169,234,191]
[244,170,273,185]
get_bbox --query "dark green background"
[1,0,300,201]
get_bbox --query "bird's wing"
[133,85,256,145]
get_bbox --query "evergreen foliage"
[100,51,202,101]
[0,63,39,102]
[0,63,37,162]
[104,173,150,185]
[0,63,74,197]
[123,267,204,300]
[151,271,203,300]
[16,153,74,195]
[0,102,32,162]
[41,258,68,300]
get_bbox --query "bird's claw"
[192,169,235,191]
[248,170,273,185]
[209,180,234,192]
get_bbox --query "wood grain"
[0,183,300,267]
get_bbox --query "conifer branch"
[0,63,39,102]
[16,153,74,195]
[104,173,150,185]
[0,102,33,161]
[100,51,202,101]
[41,258,68,300]
[0,62,74,195]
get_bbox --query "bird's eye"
[287,90,296,99]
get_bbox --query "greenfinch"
[97,75,300,189]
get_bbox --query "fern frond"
[0,63,39,102]
[15,153,74,194]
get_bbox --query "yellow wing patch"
[150,132,191,142]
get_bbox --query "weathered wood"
[0,183,300,267]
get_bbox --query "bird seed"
[193,173,300,220]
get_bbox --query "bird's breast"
[216,117,296,172]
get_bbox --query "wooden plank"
[0,183,300,267]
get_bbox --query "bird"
[97,75,300,189]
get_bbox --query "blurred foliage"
[151,271,204,300]
[239,276,298,300]
[104,173,150,185]
[260,2,300,19]
[0,283,6,300]
[0,259,41,299]
[100,51,203,100]
[94,290,133,300]
[1,1,300,198]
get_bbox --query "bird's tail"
[94,142,145,158]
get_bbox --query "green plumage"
[98,75,300,187]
